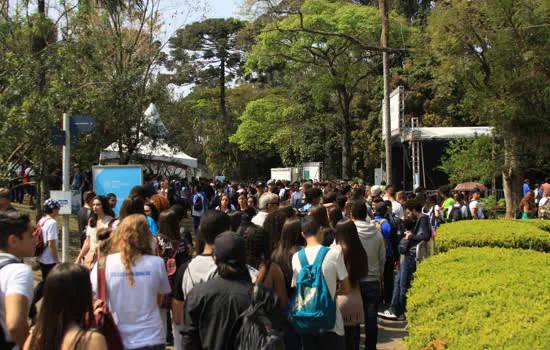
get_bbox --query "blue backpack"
[291,246,336,334]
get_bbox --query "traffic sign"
[70,116,95,132]
[70,131,78,146]
[51,128,66,146]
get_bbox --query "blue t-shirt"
[147,215,158,236]
[523,183,530,197]
[374,215,392,257]
[72,171,82,190]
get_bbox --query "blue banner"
[93,166,143,217]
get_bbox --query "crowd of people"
[0,175,549,350]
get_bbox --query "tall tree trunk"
[503,137,522,218]
[220,57,227,119]
[338,87,352,179]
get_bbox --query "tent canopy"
[100,142,198,168]
[100,103,197,168]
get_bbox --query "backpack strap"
[97,256,107,301]
[0,257,21,270]
[297,248,309,268]
[312,246,330,267]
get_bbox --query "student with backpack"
[182,231,283,349]
[29,199,61,322]
[0,211,34,348]
[291,215,350,349]
[191,184,208,233]
[448,193,471,222]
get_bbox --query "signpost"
[57,113,95,262]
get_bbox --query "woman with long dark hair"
[333,219,368,350]
[215,193,236,213]
[520,191,536,219]
[264,206,295,252]
[243,224,287,309]
[24,263,107,350]
[271,217,304,300]
[75,196,113,269]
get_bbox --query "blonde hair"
[112,214,153,287]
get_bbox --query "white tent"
[99,103,198,169]
[100,142,197,168]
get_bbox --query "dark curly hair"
[243,224,271,270]
[264,206,295,253]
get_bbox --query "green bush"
[407,247,550,349]
[436,220,550,253]
[528,220,550,232]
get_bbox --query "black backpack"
[193,194,203,212]
[448,205,463,222]
[282,189,291,202]
[234,284,285,350]
[386,213,401,257]
[0,257,22,348]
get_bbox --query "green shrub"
[436,220,550,253]
[407,247,550,349]
[528,220,550,232]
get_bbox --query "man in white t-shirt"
[29,199,61,321]
[182,211,230,299]
[0,211,35,349]
[469,189,485,220]
[385,187,404,220]
[251,192,279,227]
[291,216,349,349]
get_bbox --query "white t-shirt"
[291,245,348,336]
[251,211,268,227]
[90,253,171,349]
[87,216,113,251]
[38,217,58,265]
[469,200,485,219]
[182,255,217,299]
[392,200,404,219]
[0,254,33,347]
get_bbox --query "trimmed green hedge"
[407,247,550,349]
[528,220,550,232]
[436,220,550,253]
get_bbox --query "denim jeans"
[359,280,380,350]
[29,263,56,319]
[389,255,417,316]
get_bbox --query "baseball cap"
[371,185,382,197]
[214,231,246,267]
[44,199,61,210]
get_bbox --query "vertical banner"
[92,166,143,216]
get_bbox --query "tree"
[167,18,246,120]
[438,136,502,187]
[424,0,550,217]
[244,0,413,178]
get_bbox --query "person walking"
[24,263,107,350]
[75,196,113,269]
[0,211,35,348]
[29,199,61,322]
[90,214,171,349]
